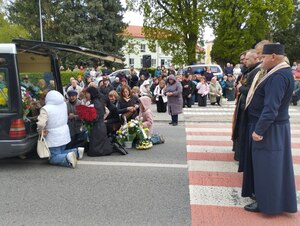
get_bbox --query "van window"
[0,58,9,112]
[17,53,57,118]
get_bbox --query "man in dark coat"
[139,66,150,80]
[242,43,297,214]
[66,90,85,149]
[181,73,194,108]
[232,49,261,163]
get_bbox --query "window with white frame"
[151,59,156,67]
[129,58,134,65]
[140,44,146,52]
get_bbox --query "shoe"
[67,152,77,168]
[172,122,178,126]
[250,194,256,201]
[168,121,173,125]
[244,202,260,212]
[77,147,84,160]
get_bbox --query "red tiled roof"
[124,25,144,38]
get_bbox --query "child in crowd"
[138,96,153,135]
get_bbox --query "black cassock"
[87,98,114,156]
[242,67,297,214]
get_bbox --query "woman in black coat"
[85,86,127,156]
[116,85,139,123]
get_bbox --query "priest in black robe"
[242,43,297,214]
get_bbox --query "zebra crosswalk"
[184,112,300,225]
[183,101,300,123]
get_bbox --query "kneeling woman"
[85,86,127,156]
[117,85,139,123]
[37,90,84,168]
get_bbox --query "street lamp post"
[39,0,43,41]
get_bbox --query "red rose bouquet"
[76,104,97,142]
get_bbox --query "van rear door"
[13,39,123,64]
[0,49,23,141]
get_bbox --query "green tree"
[129,0,209,65]
[209,0,294,65]
[6,0,126,55]
[0,0,29,42]
[273,0,300,62]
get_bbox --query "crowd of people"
[35,41,300,215]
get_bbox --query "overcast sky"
[120,0,214,41]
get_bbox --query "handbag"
[150,133,165,145]
[37,129,50,158]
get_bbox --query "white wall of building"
[122,37,173,69]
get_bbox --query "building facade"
[122,25,173,69]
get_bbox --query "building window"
[129,58,134,65]
[161,59,165,66]
[140,44,146,52]
[151,59,156,67]
[140,58,143,67]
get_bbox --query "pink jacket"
[139,96,153,134]
[196,82,209,95]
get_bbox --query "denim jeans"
[49,145,78,167]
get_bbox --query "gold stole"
[245,62,290,109]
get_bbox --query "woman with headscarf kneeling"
[85,86,127,156]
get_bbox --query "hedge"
[20,68,157,87]
[20,71,84,87]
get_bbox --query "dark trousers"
[198,94,207,106]
[183,95,192,107]
[171,115,178,123]
[292,95,299,106]
[211,96,221,105]
[66,132,85,149]
[156,97,167,112]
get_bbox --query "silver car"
[108,69,140,83]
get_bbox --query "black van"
[0,39,122,159]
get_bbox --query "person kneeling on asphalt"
[37,90,84,168]
[66,90,85,149]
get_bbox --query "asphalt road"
[0,122,191,226]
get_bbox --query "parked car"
[108,69,140,83]
[183,64,224,78]
[0,39,122,159]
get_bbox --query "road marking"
[78,161,188,169]
[190,185,300,209]
[184,112,300,116]
[184,107,298,112]
[190,205,300,226]
[187,135,300,143]
[189,185,253,207]
[188,160,238,173]
[183,107,300,225]
[186,128,231,132]
[188,160,300,175]
[187,145,232,153]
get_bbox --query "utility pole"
[39,0,43,41]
